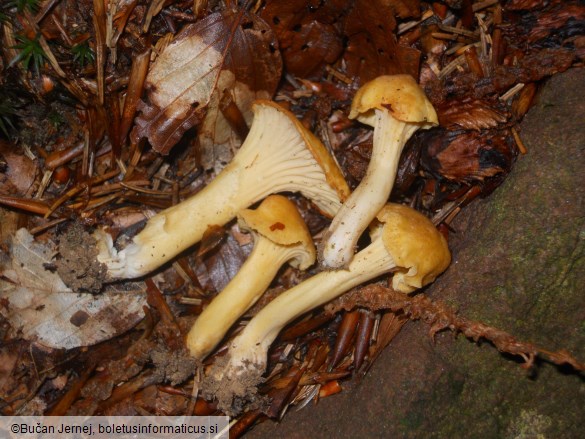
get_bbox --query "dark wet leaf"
[260,0,348,79]
[342,0,421,83]
[196,231,250,293]
[420,129,516,182]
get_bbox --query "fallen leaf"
[195,227,250,293]
[0,229,145,349]
[420,129,516,182]
[260,0,347,78]
[0,140,37,197]
[134,8,282,167]
[342,0,407,84]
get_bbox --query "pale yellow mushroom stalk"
[320,75,438,269]
[203,203,451,413]
[96,101,349,279]
[186,195,315,360]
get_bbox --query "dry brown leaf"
[195,229,250,293]
[0,229,145,349]
[342,0,407,83]
[134,9,282,166]
[260,0,348,79]
[0,140,37,197]
[421,129,515,182]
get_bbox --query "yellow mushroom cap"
[349,74,438,127]
[378,203,450,293]
[238,195,316,270]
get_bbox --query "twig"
[329,284,585,372]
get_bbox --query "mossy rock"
[250,69,585,438]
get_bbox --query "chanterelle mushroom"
[202,203,450,414]
[96,100,349,279]
[320,75,438,269]
[186,195,315,361]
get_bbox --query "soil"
[201,355,268,417]
[55,222,106,293]
[248,68,585,438]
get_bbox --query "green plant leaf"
[9,33,46,75]
[71,41,95,67]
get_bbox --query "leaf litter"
[1,227,145,350]
[0,0,583,433]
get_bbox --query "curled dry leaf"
[134,9,282,168]
[420,129,516,182]
[0,229,145,350]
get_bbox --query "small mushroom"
[320,75,438,269]
[186,195,315,360]
[203,203,450,413]
[96,101,349,279]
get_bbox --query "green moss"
[406,70,585,438]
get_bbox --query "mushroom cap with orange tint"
[378,203,450,293]
[238,194,316,269]
[349,74,438,126]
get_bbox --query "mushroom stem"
[202,203,451,414]
[320,75,437,269]
[99,170,242,279]
[203,228,395,412]
[321,109,419,268]
[186,234,310,360]
[96,101,348,279]
[225,231,395,372]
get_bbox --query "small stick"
[438,54,467,80]
[325,65,353,85]
[438,24,478,39]
[500,83,525,101]
[29,218,68,235]
[472,0,500,12]
[511,127,528,154]
[0,196,51,216]
[397,9,434,35]
[464,46,484,77]
[492,4,504,65]
[119,48,151,146]
[432,32,470,42]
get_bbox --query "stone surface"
[249,68,585,438]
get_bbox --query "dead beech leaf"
[134,9,282,163]
[0,229,145,350]
[195,229,250,293]
[260,0,348,79]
